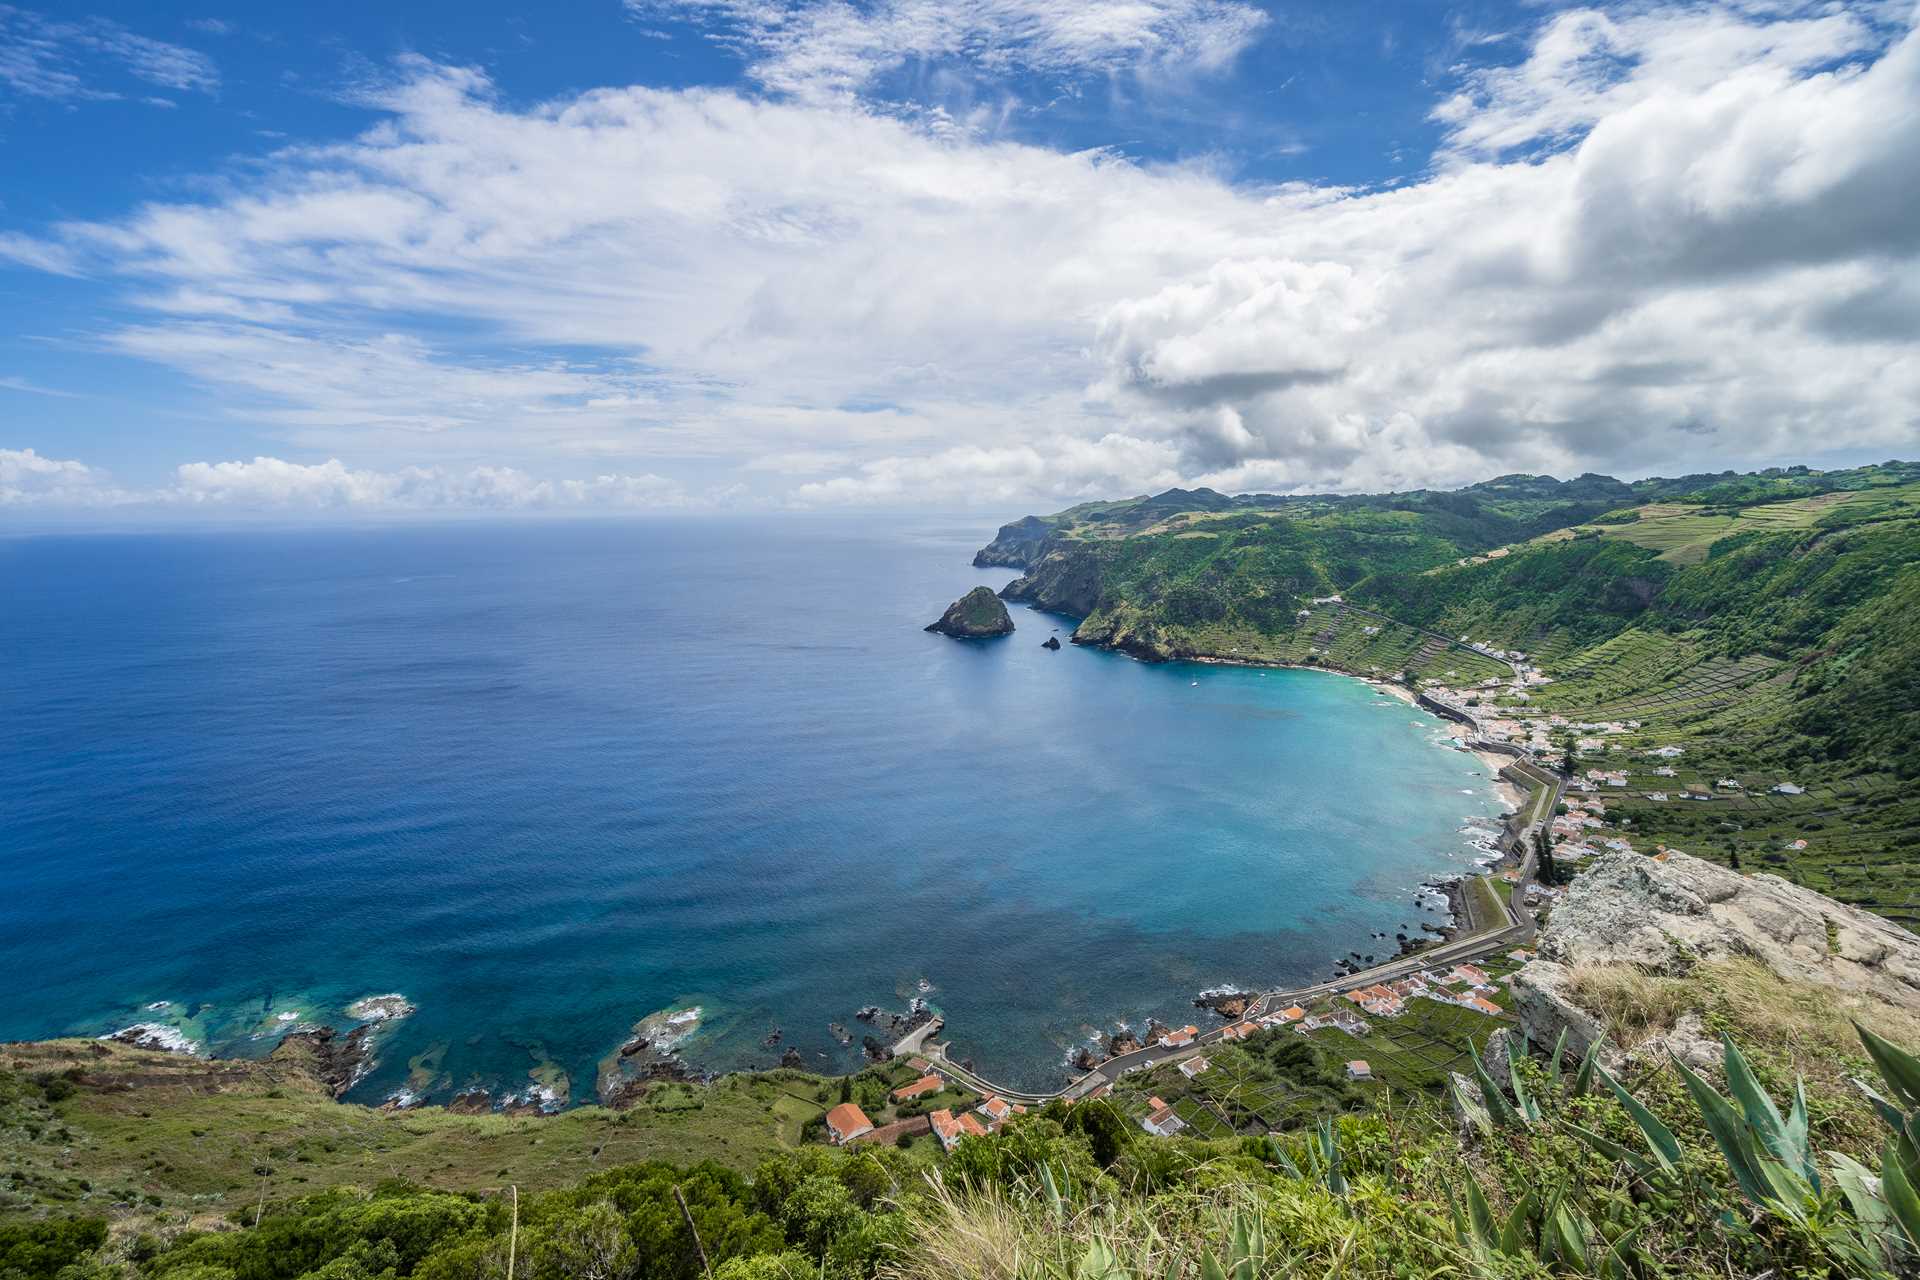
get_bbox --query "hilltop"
[982,460,1920,926]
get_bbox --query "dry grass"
[1704,957,1920,1074]
[1565,957,1920,1089]
[1565,963,1698,1050]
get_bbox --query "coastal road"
[923,769,1565,1107]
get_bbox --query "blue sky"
[2,0,1917,515]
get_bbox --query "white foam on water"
[104,1023,199,1055]
[346,994,417,1023]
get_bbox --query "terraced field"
[1531,483,1920,565]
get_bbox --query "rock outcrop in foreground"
[925,586,1015,638]
[1512,849,1920,1069]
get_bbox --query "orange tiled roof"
[891,1074,943,1102]
[957,1112,988,1136]
[825,1103,872,1139]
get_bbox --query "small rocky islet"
[924,585,1014,638]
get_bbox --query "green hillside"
[987,462,1920,923]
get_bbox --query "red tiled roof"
[891,1074,943,1102]
[825,1103,873,1141]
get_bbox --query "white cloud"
[174,456,698,510]
[790,433,1183,506]
[1432,3,1882,158]
[4,2,1919,513]
[0,447,138,506]
[0,7,218,102]
[628,0,1268,100]
[0,449,697,512]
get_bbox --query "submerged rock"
[925,586,1014,639]
[1195,991,1252,1019]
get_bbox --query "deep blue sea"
[0,518,1507,1101]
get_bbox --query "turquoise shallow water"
[0,518,1506,1100]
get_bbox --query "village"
[812,948,1532,1150]
[1418,651,1814,874]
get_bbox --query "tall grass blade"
[1572,1035,1605,1098]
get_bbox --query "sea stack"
[925,586,1015,638]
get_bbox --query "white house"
[1140,1097,1185,1137]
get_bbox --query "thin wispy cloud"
[0,375,81,398]
[627,0,1269,99]
[0,6,218,103]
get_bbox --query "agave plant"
[1847,1024,1920,1266]
[1448,1170,1642,1278]
[1195,1209,1268,1280]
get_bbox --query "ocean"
[0,517,1507,1101]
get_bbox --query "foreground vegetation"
[12,962,1920,1280]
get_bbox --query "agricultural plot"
[1536,488,1886,566]
[1308,998,1508,1093]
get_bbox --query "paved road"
[925,770,1566,1107]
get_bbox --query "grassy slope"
[0,1040,993,1233]
[0,1040,826,1227]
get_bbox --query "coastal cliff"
[972,515,1057,568]
[999,544,1104,619]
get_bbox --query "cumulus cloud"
[171,455,694,510]
[0,447,131,506]
[0,7,218,103]
[629,0,1268,100]
[0,449,698,512]
[3,2,1919,513]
